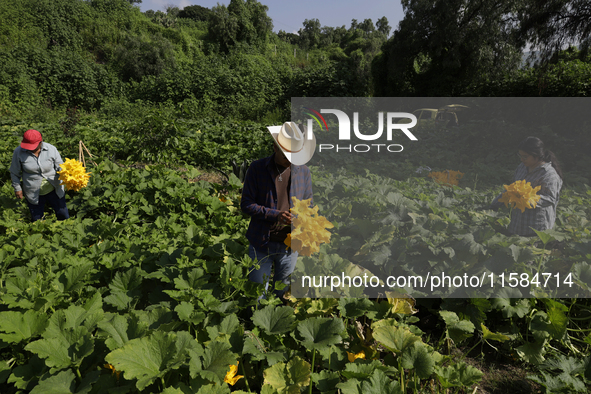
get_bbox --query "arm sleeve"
[240,166,281,222]
[304,168,313,206]
[9,149,22,192]
[53,146,64,172]
[536,172,562,208]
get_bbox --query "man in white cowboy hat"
[241,121,316,300]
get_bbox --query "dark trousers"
[27,190,69,221]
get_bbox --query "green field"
[1,112,590,393]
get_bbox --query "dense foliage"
[2,0,591,393]
[1,104,591,393]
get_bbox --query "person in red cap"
[9,129,70,221]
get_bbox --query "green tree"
[517,0,591,63]
[112,33,176,82]
[277,30,299,45]
[359,19,375,36]
[298,18,321,49]
[208,0,272,52]
[178,4,211,22]
[376,16,391,37]
[373,0,523,96]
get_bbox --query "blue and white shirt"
[10,142,66,205]
[492,162,562,236]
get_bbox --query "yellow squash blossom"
[498,180,541,213]
[58,158,91,191]
[347,351,366,362]
[224,363,244,386]
[285,197,334,256]
[428,170,464,186]
[104,363,121,380]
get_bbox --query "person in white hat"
[241,122,316,301]
[9,129,70,221]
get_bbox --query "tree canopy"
[208,0,273,52]
[518,0,591,62]
[373,0,523,96]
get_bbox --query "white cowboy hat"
[267,121,316,165]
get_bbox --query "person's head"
[267,121,316,166]
[21,129,43,152]
[518,136,563,178]
[273,141,290,167]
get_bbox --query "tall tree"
[298,18,321,49]
[208,0,272,52]
[518,0,591,63]
[376,16,391,37]
[178,5,211,22]
[373,0,523,96]
[359,19,375,36]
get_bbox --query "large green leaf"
[56,262,93,294]
[360,370,403,394]
[29,370,76,394]
[341,360,387,380]
[161,387,185,394]
[243,330,287,365]
[263,356,310,394]
[104,267,144,311]
[0,310,48,344]
[337,298,377,319]
[335,378,361,394]
[400,342,434,379]
[372,326,420,354]
[491,289,530,318]
[297,318,345,350]
[195,383,231,394]
[439,311,474,344]
[545,301,568,340]
[29,370,99,394]
[532,229,557,246]
[252,305,296,335]
[105,331,196,390]
[97,314,130,351]
[189,340,236,385]
[206,314,241,342]
[205,314,243,353]
[133,306,177,331]
[175,302,206,326]
[311,370,340,394]
[516,339,546,364]
[7,355,46,390]
[435,362,483,388]
[25,327,94,371]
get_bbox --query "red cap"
[21,129,43,150]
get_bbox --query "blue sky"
[138,0,404,35]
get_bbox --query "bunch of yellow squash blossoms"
[428,170,464,186]
[498,179,541,213]
[58,158,91,191]
[284,197,334,256]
